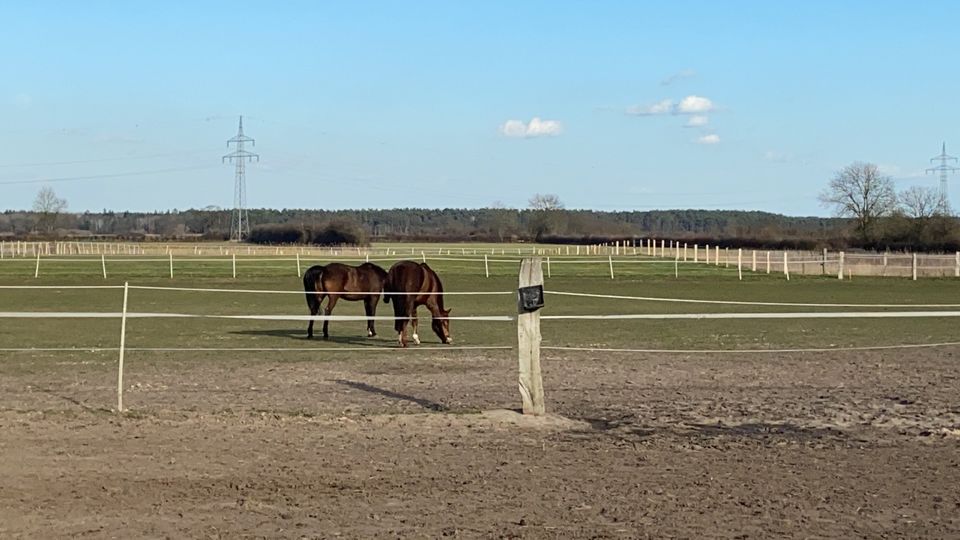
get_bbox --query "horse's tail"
[303,265,325,312]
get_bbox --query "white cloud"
[676,95,714,114]
[697,134,721,145]
[661,69,696,86]
[499,117,563,138]
[627,95,716,116]
[684,115,709,128]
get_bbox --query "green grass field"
[3,246,960,355]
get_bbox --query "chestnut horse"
[384,260,452,347]
[302,262,388,339]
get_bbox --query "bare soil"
[1,347,959,538]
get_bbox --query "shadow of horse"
[335,379,448,412]
[229,328,391,347]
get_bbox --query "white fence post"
[683,243,688,261]
[737,249,743,281]
[766,251,771,274]
[421,251,426,263]
[232,254,237,279]
[34,252,41,278]
[674,252,679,278]
[296,253,302,277]
[546,256,552,278]
[912,253,918,281]
[608,255,615,279]
[955,252,959,278]
[484,254,490,278]
[725,247,730,268]
[783,251,790,280]
[838,252,845,280]
[101,254,107,279]
[169,253,174,279]
[752,250,757,272]
[517,258,545,416]
[694,244,698,263]
[117,282,129,412]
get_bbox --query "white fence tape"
[546,290,960,308]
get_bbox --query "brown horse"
[302,262,388,339]
[384,261,452,347]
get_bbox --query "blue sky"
[2,1,959,215]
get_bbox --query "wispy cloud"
[626,95,716,116]
[13,93,33,108]
[500,117,563,138]
[660,69,696,86]
[626,99,674,116]
[684,115,709,128]
[764,150,792,163]
[697,134,721,145]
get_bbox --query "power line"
[222,116,259,242]
[926,142,958,212]
[0,150,210,169]
[0,164,217,186]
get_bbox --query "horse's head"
[432,308,453,344]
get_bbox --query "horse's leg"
[365,296,379,337]
[395,298,409,347]
[307,293,324,339]
[410,306,421,345]
[323,294,339,340]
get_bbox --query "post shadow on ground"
[334,379,449,412]
[229,328,395,347]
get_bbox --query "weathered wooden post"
[737,249,743,281]
[169,253,174,279]
[822,248,828,275]
[101,254,107,279]
[838,252,845,280]
[517,258,545,415]
[694,244,699,263]
[484,254,490,278]
[232,254,237,279]
[752,250,757,272]
[34,252,41,278]
[912,253,918,281]
[608,255,615,279]
[766,251,771,274]
[117,282,129,412]
[296,253,302,277]
[783,251,790,280]
[955,252,959,278]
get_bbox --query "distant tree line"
[2,182,958,252]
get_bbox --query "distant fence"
[2,239,959,280]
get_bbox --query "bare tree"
[32,186,68,233]
[528,193,564,211]
[818,162,896,241]
[898,186,946,219]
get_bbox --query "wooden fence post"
[766,251,771,274]
[674,252,679,278]
[694,244,698,263]
[683,243,688,261]
[738,249,743,280]
[169,253,174,279]
[822,248,828,275]
[912,253,918,281]
[783,251,790,280]
[484,255,490,278]
[546,257,552,278]
[838,252,845,280]
[117,282,129,412]
[955,252,959,278]
[752,250,757,272]
[517,258,545,415]
[232,254,237,279]
[296,253,302,277]
[608,255,615,279]
[101,254,107,279]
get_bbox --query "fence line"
[546,290,960,308]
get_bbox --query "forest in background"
[2,206,958,252]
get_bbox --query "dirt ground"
[0,347,958,539]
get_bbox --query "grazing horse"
[384,260,452,347]
[302,262,388,339]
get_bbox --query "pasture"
[1,246,959,538]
